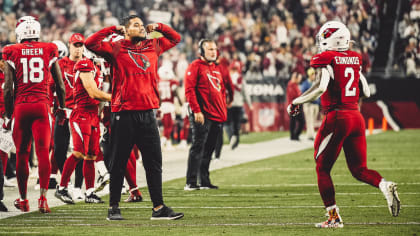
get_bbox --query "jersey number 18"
[20,57,44,83]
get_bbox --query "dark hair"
[198,39,216,56]
[120,15,141,28]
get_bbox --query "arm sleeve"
[155,23,181,55]
[184,63,201,113]
[359,71,370,98]
[85,26,117,58]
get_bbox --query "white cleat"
[380,181,401,216]
[315,207,343,228]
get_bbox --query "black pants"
[214,126,223,159]
[109,110,163,208]
[290,112,305,140]
[186,115,222,186]
[54,118,70,172]
[54,117,83,186]
[227,107,242,148]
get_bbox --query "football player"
[2,16,66,213]
[55,49,111,204]
[287,21,401,228]
[157,66,180,150]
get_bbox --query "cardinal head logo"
[128,50,151,71]
[206,73,221,92]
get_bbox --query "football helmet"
[52,40,69,58]
[15,16,41,43]
[316,21,350,52]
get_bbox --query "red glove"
[2,118,11,130]
[287,104,302,117]
[55,108,66,126]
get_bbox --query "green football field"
[1,130,419,235]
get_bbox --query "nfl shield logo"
[258,108,274,128]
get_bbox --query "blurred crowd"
[0,0,419,79]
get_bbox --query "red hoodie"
[185,59,233,123]
[85,24,181,112]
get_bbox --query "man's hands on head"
[146,23,159,33]
[115,26,126,35]
[194,112,204,125]
[287,104,302,117]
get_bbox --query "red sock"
[0,151,7,174]
[37,147,51,190]
[83,160,95,190]
[125,151,137,189]
[60,154,80,187]
[16,150,30,199]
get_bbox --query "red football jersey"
[58,56,77,109]
[73,58,100,112]
[310,50,362,111]
[185,59,229,122]
[85,24,181,112]
[158,79,179,103]
[2,42,58,105]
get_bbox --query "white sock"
[50,174,57,179]
[96,161,108,176]
[326,204,337,212]
[86,188,94,196]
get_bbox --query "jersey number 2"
[344,67,356,97]
[20,57,44,83]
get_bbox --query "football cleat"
[95,173,110,193]
[315,207,343,228]
[55,186,75,204]
[14,199,30,212]
[85,192,104,204]
[124,188,143,202]
[38,195,51,213]
[380,181,401,217]
[107,206,124,220]
[151,205,184,220]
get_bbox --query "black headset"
[198,39,213,57]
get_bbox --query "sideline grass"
[223,131,289,144]
[0,130,419,235]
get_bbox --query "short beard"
[131,36,146,44]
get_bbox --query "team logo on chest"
[206,73,221,92]
[128,50,151,71]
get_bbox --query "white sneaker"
[315,207,343,228]
[379,180,401,216]
[72,188,84,200]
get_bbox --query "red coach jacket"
[185,59,234,123]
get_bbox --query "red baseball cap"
[69,33,85,44]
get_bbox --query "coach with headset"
[184,39,234,191]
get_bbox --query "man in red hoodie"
[85,15,183,221]
[184,39,233,191]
